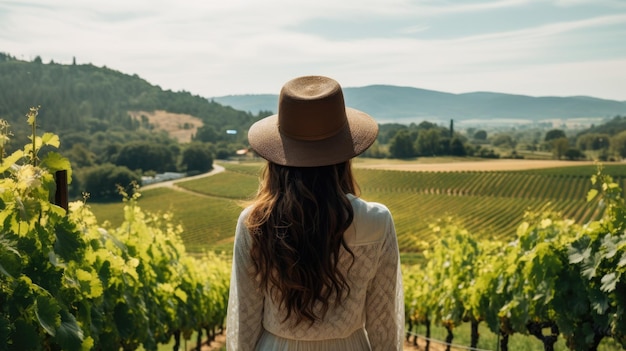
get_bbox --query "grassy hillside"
[88,161,626,264]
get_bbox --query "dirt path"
[140,164,225,191]
[356,159,598,172]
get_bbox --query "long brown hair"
[246,160,358,326]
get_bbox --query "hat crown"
[278,76,347,141]
[247,75,378,167]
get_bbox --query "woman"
[226,75,404,350]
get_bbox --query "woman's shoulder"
[349,194,391,217]
[346,195,394,245]
[238,205,253,221]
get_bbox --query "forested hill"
[0,53,259,148]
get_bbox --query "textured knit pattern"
[226,195,404,351]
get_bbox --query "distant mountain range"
[211,85,626,126]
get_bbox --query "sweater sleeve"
[226,209,265,350]
[365,213,404,351]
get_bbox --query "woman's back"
[227,195,403,350]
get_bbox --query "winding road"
[139,164,226,195]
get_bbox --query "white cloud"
[553,0,626,8]
[1,0,624,100]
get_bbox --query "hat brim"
[248,107,379,167]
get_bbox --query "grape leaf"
[586,188,598,202]
[600,272,618,292]
[35,295,61,336]
[55,309,84,351]
[568,237,591,264]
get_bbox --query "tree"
[389,129,415,158]
[361,140,388,159]
[492,134,515,149]
[551,137,569,160]
[416,121,439,130]
[80,163,141,201]
[379,124,408,144]
[66,143,96,168]
[545,129,566,142]
[181,143,214,173]
[576,133,610,151]
[610,130,626,158]
[194,125,220,143]
[473,130,487,141]
[415,129,440,156]
[449,137,467,156]
[564,148,585,160]
[116,141,176,173]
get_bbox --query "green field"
[88,160,626,264]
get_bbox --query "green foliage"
[415,128,441,156]
[389,129,415,158]
[564,148,586,161]
[79,163,141,201]
[181,143,214,173]
[473,130,488,140]
[91,186,244,254]
[194,125,220,143]
[403,166,626,350]
[492,133,516,149]
[0,109,231,350]
[610,131,626,159]
[382,122,471,159]
[115,141,177,173]
[564,169,626,349]
[577,133,610,151]
[546,129,567,142]
[424,218,482,328]
[450,137,467,156]
[177,171,258,200]
[552,137,570,159]
[578,116,626,137]
[361,140,389,158]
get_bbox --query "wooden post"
[54,170,68,211]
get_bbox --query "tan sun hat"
[247,75,379,167]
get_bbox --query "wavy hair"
[246,160,358,326]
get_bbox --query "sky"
[1,0,626,101]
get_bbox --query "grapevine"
[403,166,626,350]
[0,108,230,350]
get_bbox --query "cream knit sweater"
[226,195,404,351]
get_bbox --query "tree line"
[371,117,626,162]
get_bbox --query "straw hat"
[247,76,379,167]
